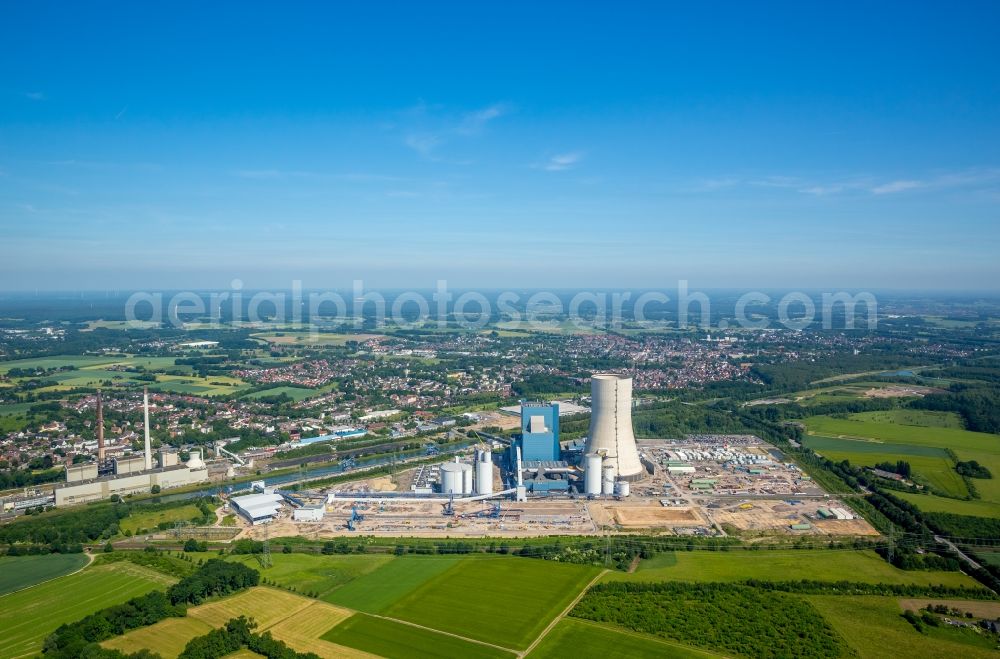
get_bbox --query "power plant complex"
[500,372,645,499]
[54,387,210,506]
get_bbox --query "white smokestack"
[585,373,643,480]
[516,446,523,487]
[143,387,153,471]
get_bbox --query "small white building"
[292,505,325,522]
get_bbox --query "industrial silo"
[584,453,602,495]
[476,451,493,495]
[461,463,474,494]
[602,463,616,495]
[615,480,631,497]
[440,462,463,495]
[585,374,644,481]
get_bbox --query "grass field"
[0,563,175,658]
[121,504,204,533]
[188,587,313,629]
[382,557,599,650]
[252,332,381,346]
[855,410,966,428]
[803,411,1000,506]
[807,594,1000,658]
[102,617,212,658]
[240,385,322,402]
[225,553,393,599]
[0,355,124,373]
[103,587,357,659]
[804,413,1000,452]
[324,555,462,612]
[527,618,722,659]
[0,553,90,595]
[602,550,979,587]
[149,374,249,397]
[802,435,969,497]
[264,601,372,658]
[321,613,516,659]
[0,354,249,397]
[894,491,1000,517]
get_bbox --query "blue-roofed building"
[519,401,560,462]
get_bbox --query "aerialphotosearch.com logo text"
[124,280,878,333]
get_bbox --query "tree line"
[43,560,259,658]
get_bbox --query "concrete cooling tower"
[585,373,644,481]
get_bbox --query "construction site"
[217,373,876,541]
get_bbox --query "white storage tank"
[584,453,602,495]
[461,463,474,494]
[476,452,494,495]
[440,462,463,495]
[615,480,630,497]
[602,463,616,495]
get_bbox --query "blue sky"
[1,2,999,290]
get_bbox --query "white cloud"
[399,102,509,160]
[871,180,921,195]
[404,133,442,158]
[457,103,509,135]
[537,152,585,172]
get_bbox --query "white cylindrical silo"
[476,453,493,495]
[461,464,474,494]
[440,462,463,495]
[585,374,644,480]
[602,463,616,495]
[615,480,630,497]
[584,453,602,495]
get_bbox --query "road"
[935,535,982,571]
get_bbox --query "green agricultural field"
[802,436,969,498]
[240,385,322,402]
[149,374,249,397]
[803,413,1000,452]
[324,555,462,612]
[0,403,32,432]
[894,491,1000,517]
[83,320,161,330]
[854,409,966,428]
[225,552,392,598]
[120,504,204,533]
[0,563,175,658]
[382,557,599,650]
[803,412,1000,503]
[322,613,516,659]
[0,553,90,595]
[0,355,123,373]
[0,402,42,416]
[602,550,979,588]
[527,618,721,659]
[806,594,1000,658]
[252,332,381,346]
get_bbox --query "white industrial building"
[292,505,325,522]
[231,492,284,525]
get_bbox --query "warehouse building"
[231,492,284,525]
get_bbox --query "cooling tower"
[585,373,644,481]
